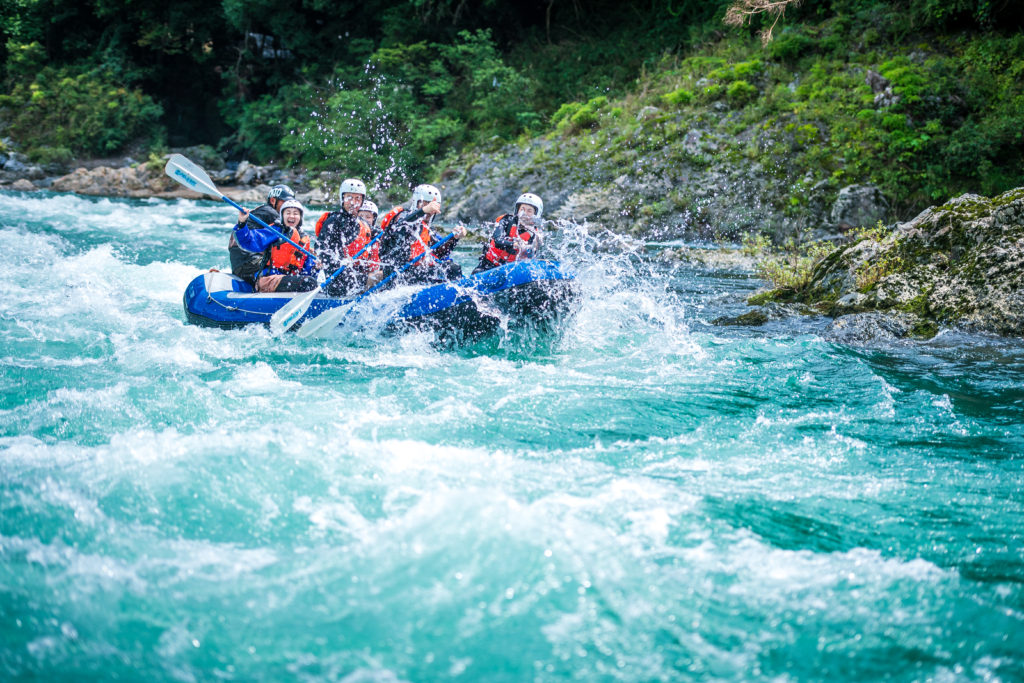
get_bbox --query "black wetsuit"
[378,208,462,287]
[315,210,375,296]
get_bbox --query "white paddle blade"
[164,154,221,198]
[295,304,351,338]
[269,287,321,336]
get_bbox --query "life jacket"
[484,215,534,265]
[346,219,380,268]
[409,224,436,267]
[315,211,379,268]
[379,206,406,231]
[267,227,311,274]
[382,206,434,268]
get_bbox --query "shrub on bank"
[0,42,163,160]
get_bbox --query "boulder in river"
[751,186,1024,339]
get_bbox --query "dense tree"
[0,0,1022,212]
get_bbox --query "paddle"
[164,153,317,262]
[296,233,456,338]
[268,228,385,336]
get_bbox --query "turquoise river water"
[1,191,1023,681]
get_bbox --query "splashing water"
[1,191,1023,680]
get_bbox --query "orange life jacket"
[409,224,435,267]
[346,219,380,268]
[268,227,312,273]
[484,216,534,265]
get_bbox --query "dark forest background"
[1,0,1022,205]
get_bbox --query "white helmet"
[411,184,441,206]
[514,192,543,220]
[360,199,379,220]
[279,198,305,226]
[339,178,367,199]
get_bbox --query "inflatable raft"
[182,260,577,341]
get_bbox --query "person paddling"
[314,178,380,296]
[473,192,545,274]
[228,200,318,293]
[256,199,318,292]
[377,184,466,287]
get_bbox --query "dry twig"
[724,0,803,45]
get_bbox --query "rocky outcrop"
[829,184,889,229]
[751,186,1024,338]
[437,117,885,240]
[4,152,332,206]
[50,164,177,197]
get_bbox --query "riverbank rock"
[821,312,921,344]
[51,164,176,197]
[437,122,833,239]
[657,245,756,271]
[830,184,889,229]
[12,147,329,204]
[750,186,1024,338]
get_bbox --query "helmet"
[411,184,441,206]
[360,199,379,220]
[339,178,367,199]
[246,204,280,229]
[514,192,543,220]
[267,184,294,202]
[279,199,305,227]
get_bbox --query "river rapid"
[1,191,1022,681]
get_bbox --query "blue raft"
[183,260,577,340]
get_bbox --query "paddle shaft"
[271,227,385,334]
[319,228,385,291]
[228,196,318,262]
[294,232,456,338]
[358,233,455,301]
[165,154,317,262]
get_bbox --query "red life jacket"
[379,206,406,230]
[267,227,311,273]
[347,219,380,268]
[382,206,434,268]
[484,216,534,265]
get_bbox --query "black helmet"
[246,205,280,229]
[267,184,294,202]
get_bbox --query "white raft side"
[204,270,306,301]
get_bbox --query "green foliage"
[1,0,1022,218]
[221,81,316,163]
[754,239,836,290]
[662,88,695,106]
[740,231,772,256]
[726,79,758,105]
[855,248,904,292]
[551,102,582,126]
[275,29,534,186]
[554,95,610,135]
[707,59,764,83]
[850,221,891,245]
[700,83,725,102]
[766,31,813,61]
[29,146,73,166]
[0,42,163,157]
